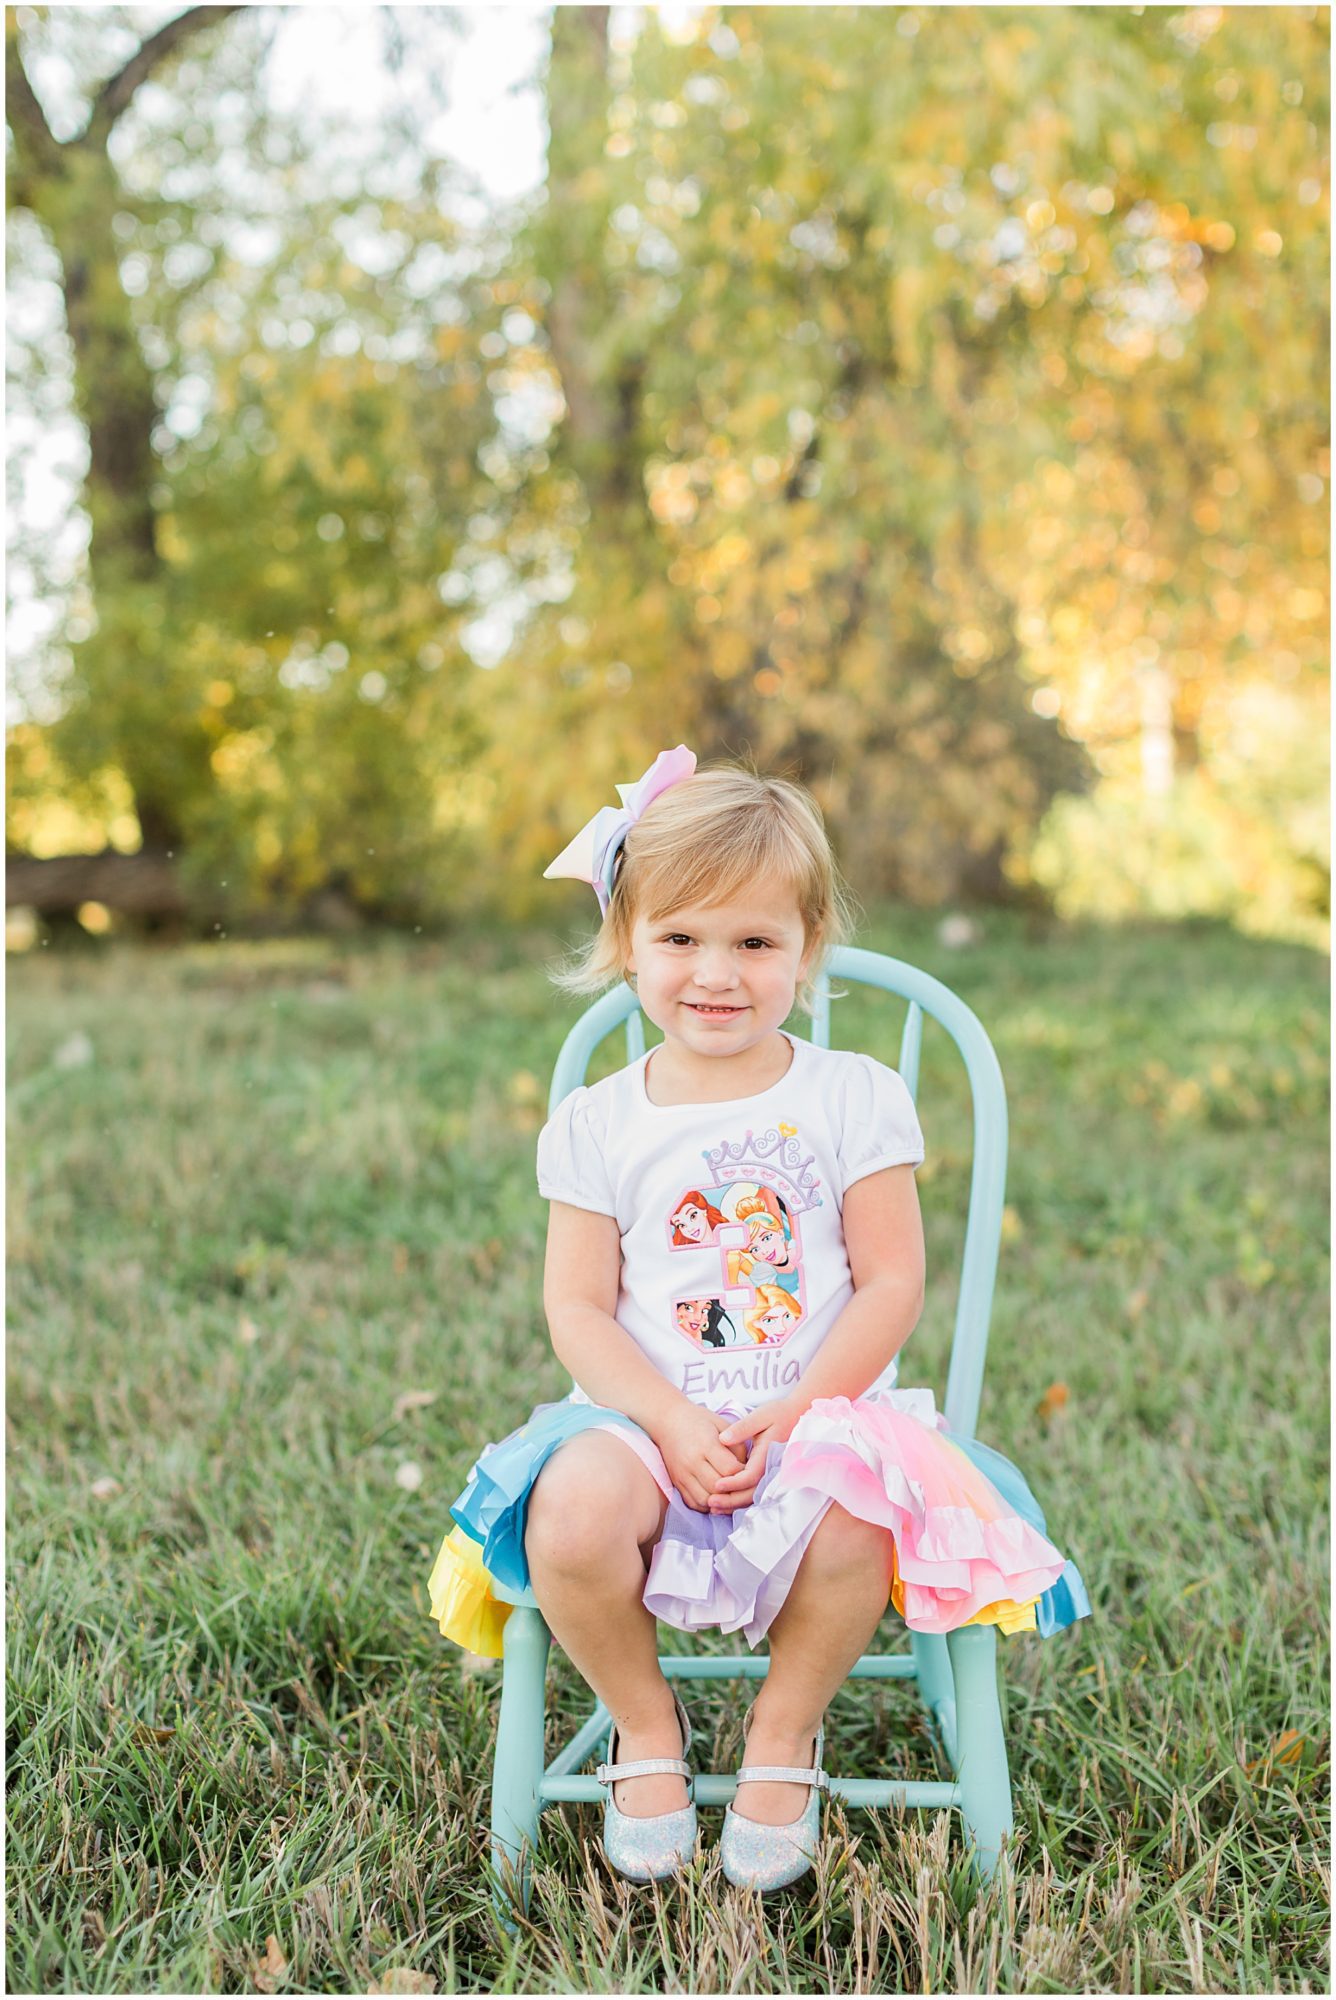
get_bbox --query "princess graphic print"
[666,1145,810,1356]
[536,1030,925,1417]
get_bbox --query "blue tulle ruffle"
[951,1432,1092,1635]
[450,1396,646,1593]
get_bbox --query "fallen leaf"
[238,1315,261,1346]
[370,1973,437,1995]
[1125,1287,1150,1319]
[392,1390,438,1423]
[90,1477,121,1501]
[254,1932,288,1991]
[131,1722,177,1746]
[1245,1729,1308,1779]
[1036,1382,1069,1421]
[395,1461,423,1492]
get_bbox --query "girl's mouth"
[688,1003,746,1017]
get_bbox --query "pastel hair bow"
[543,744,697,914]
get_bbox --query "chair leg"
[945,1623,1013,1884]
[490,1605,551,1923]
[910,1630,957,1765]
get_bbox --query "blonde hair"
[744,1284,803,1344]
[549,763,858,1017]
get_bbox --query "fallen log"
[5,849,191,917]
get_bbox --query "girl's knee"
[525,1441,652,1573]
[805,1503,895,1585]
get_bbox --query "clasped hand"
[654,1394,803,1514]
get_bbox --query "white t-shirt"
[536,1028,925,1417]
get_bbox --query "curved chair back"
[546,946,1008,1441]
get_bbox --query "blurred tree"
[6,4,243,857]
[978,5,1330,937]
[487,3,1326,925]
[6,5,507,922]
[6,4,1328,941]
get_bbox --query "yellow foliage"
[210,729,280,792]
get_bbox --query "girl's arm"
[542,1200,679,1431]
[543,1201,743,1507]
[787,1162,926,1407]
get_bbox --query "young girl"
[428,747,1090,1892]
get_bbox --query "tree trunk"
[6,8,244,857]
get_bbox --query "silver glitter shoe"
[594,1687,697,1884]
[720,1703,829,1892]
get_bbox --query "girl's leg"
[740,1503,895,1825]
[525,1432,686,1818]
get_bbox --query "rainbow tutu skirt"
[428,1389,1091,1659]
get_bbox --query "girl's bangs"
[635,820,817,925]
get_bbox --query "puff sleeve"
[535,1086,616,1217]
[836,1054,925,1190]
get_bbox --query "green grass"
[7,908,1329,1994]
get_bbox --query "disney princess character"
[675,1296,743,1349]
[674,1297,713,1345]
[670,1190,727,1246]
[744,1284,804,1346]
[726,1210,801,1298]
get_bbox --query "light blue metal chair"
[487,947,1016,1919]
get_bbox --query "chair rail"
[539,1774,962,1808]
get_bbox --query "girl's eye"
[660,934,772,948]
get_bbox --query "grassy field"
[6,907,1330,1994]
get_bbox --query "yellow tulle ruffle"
[428,1527,513,1658]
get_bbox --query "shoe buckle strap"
[595,1756,692,1786]
[735,1764,829,1788]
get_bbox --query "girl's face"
[625,879,811,1059]
[672,1201,709,1242]
[675,1299,710,1338]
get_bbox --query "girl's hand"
[708,1395,805,1512]
[652,1401,748,1512]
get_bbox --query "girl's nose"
[695,951,740,990]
